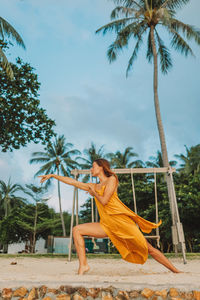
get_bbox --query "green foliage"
[51,211,72,236]
[175,172,200,252]
[0,58,56,152]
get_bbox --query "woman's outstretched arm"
[39,174,94,191]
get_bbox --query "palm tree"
[30,135,80,236]
[96,0,200,220]
[23,184,48,253]
[0,178,25,252]
[107,146,142,168]
[175,144,200,175]
[0,17,25,79]
[0,178,24,218]
[146,150,177,168]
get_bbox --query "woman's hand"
[38,174,53,183]
[87,184,96,197]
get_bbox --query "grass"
[0,252,200,260]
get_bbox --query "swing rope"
[130,170,160,247]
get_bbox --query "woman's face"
[91,162,102,177]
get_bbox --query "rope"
[131,169,137,214]
[154,172,160,248]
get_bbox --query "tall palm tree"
[96,0,200,217]
[0,17,25,79]
[30,135,80,236]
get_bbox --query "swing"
[130,169,160,248]
[69,167,187,264]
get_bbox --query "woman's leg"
[146,240,181,273]
[72,222,107,275]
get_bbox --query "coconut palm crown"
[96,0,200,76]
[0,16,25,79]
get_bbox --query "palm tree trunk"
[150,25,169,167]
[32,203,38,253]
[57,168,66,236]
[3,197,9,253]
[150,25,178,248]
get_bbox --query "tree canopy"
[0,58,55,152]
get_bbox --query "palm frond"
[0,17,25,48]
[30,157,50,164]
[31,151,50,158]
[96,17,134,35]
[146,29,153,62]
[111,6,141,19]
[126,25,147,76]
[34,161,56,178]
[168,26,194,57]
[112,0,143,10]
[161,0,190,10]
[155,29,172,74]
[170,18,200,45]
[60,164,69,177]
[0,46,14,79]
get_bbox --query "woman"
[39,158,180,275]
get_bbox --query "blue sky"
[0,0,200,212]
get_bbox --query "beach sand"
[0,256,200,290]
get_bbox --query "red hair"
[93,158,118,184]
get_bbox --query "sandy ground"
[0,257,200,291]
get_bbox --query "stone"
[193,291,200,300]
[128,291,140,299]
[13,287,28,298]
[141,288,154,298]
[39,286,48,298]
[88,288,101,299]
[179,292,194,300]
[155,289,167,299]
[27,288,38,300]
[169,288,179,297]
[59,287,78,295]
[115,291,129,300]
[56,295,71,300]
[76,288,87,298]
[47,289,59,295]
[2,289,13,299]
[102,292,113,300]
[72,294,83,300]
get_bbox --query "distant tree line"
[0,140,200,253]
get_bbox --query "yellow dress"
[94,186,162,264]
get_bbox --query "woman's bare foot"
[173,269,183,273]
[78,264,90,275]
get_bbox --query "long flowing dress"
[94,185,162,264]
